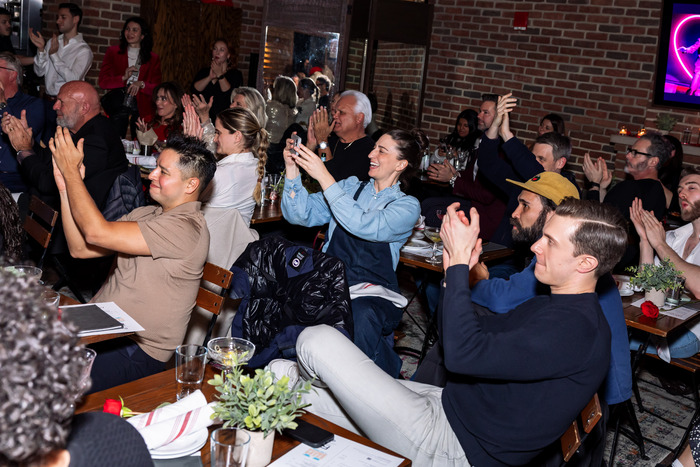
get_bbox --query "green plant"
[209,356,313,436]
[655,113,678,131]
[626,258,684,292]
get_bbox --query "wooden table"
[250,202,283,224]
[60,294,136,346]
[76,366,411,466]
[399,241,514,273]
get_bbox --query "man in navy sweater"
[289,199,628,466]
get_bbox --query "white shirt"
[202,152,259,224]
[658,223,700,338]
[33,33,93,96]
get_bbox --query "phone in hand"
[283,419,334,448]
[290,134,302,155]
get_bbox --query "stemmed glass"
[423,226,442,264]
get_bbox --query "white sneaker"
[267,359,300,389]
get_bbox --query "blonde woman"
[202,107,269,224]
[265,76,297,144]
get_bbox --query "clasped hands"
[629,197,665,250]
[49,126,86,192]
[1,110,33,151]
[582,152,612,188]
[440,202,482,271]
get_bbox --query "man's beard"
[681,198,700,222]
[56,114,77,129]
[511,209,549,245]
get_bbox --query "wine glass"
[436,209,445,221]
[423,227,442,264]
[207,337,256,371]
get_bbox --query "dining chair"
[22,195,86,303]
[196,262,234,346]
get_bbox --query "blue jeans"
[88,337,165,393]
[352,296,404,378]
[629,330,700,359]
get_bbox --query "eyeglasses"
[626,146,652,158]
[0,66,16,73]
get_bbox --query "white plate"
[404,238,430,248]
[619,289,634,297]
[150,428,208,459]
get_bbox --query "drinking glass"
[175,344,208,400]
[41,289,61,309]
[211,428,250,467]
[423,227,442,264]
[666,277,686,306]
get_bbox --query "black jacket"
[229,236,352,367]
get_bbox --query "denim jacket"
[282,175,420,269]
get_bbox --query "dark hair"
[680,165,700,179]
[534,132,572,162]
[118,17,153,64]
[385,128,429,188]
[298,77,319,102]
[481,93,499,105]
[316,74,331,92]
[0,7,10,17]
[660,134,684,191]
[0,265,86,464]
[166,134,217,194]
[454,109,478,136]
[555,199,628,278]
[152,82,184,135]
[59,3,82,26]
[640,133,671,169]
[210,38,233,63]
[215,108,270,204]
[0,183,22,262]
[540,113,566,135]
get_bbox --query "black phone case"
[283,419,334,448]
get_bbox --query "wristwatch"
[319,141,328,150]
[0,102,7,110]
[449,172,461,187]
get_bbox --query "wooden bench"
[647,352,700,410]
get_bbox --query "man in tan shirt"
[51,130,216,392]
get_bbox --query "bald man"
[3,80,127,209]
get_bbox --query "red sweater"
[98,45,162,121]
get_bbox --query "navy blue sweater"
[440,265,610,466]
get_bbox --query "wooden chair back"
[22,196,58,268]
[560,393,603,462]
[195,262,234,345]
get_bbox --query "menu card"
[60,302,144,336]
[269,435,404,466]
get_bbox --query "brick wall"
[421,0,699,181]
[39,0,140,88]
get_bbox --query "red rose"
[641,300,659,318]
[103,398,122,415]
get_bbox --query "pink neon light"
[673,14,700,80]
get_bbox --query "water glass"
[211,428,250,467]
[41,289,61,309]
[175,344,208,400]
[666,277,686,306]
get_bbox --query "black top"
[325,133,374,182]
[21,114,128,210]
[440,265,610,466]
[192,67,243,121]
[0,35,16,54]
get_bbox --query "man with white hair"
[306,89,375,181]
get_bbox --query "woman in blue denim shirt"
[282,129,426,376]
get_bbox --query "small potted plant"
[209,355,313,466]
[627,258,684,307]
[655,113,678,135]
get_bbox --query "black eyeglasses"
[626,146,653,157]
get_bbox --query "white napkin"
[127,390,216,450]
[127,155,157,167]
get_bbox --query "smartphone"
[290,134,302,155]
[283,419,334,448]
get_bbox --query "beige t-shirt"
[92,201,210,362]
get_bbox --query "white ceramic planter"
[242,429,275,467]
[645,288,666,307]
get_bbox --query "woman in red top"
[136,82,184,144]
[98,16,161,138]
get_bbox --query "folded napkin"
[127,155,157,167]
[350,282,408,308]
[401,244,443,257]
[127,390,216,450]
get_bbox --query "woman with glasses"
[136,82,184,145]
[98,16,161,138]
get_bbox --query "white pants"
[296,325,469,467]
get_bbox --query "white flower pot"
[242,429,275,467]
[645,288,666,307]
